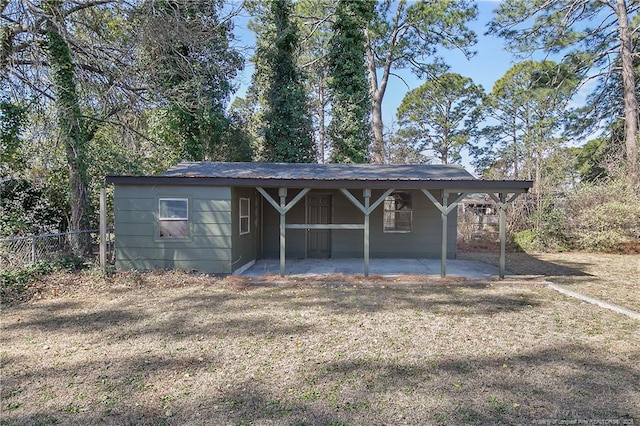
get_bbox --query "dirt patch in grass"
[2,269,639,425]
[458,251,640,312]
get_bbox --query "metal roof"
[163,161,475,180]
[106,162,533,191]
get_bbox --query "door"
[307,194,331,258]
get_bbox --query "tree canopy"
[397,72,483,165]
[489,0,639,184]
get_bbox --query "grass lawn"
[1,253,639,425]
[459,251,640,312]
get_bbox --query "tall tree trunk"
[512,120,519,179]
[318,77,326,163]
[366,2,404,165]
[370,90,385,163]
[615,0,639,185]
[44,1,91,256]
[366,39,386,164]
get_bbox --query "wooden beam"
[279,188,286,276]
[339,188,394,215]
[339,188,394,276]
[441,192,448,277]
[421,189,468,214]
[364,189,370,277]
[499,193,507,278]
[339,188,367,214]
[285,224,365,230]
[257,187,284,214]
[285,188,311,212]
[257,187,311,276]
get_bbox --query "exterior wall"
[113,184,233,273]
[231,187,260,272]
[261,188,457,259]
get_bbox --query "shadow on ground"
[2,281,638,425]
[458,251,594,277]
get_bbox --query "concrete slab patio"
[239,258,509,280]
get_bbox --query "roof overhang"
[105,175,533,193]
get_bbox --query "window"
[239,198,250,235]
[383,191,412,233]
[158,198,188,238]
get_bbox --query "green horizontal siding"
[116,247,231,262]
[115,257,232,274]
[114,198,155,211]
[113,184,233,274]
[115,207,231,224]
[115,184,231,200]
[116,235,231,250]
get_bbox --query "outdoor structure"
[105,162,533,278]
[458,193,500,240]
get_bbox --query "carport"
[252,178,531,279]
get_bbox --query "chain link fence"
[0,229,114,271]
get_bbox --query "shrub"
[508,193,571,252]
[512,229,539,251]
[564,179,640,251]
[0,255,85,304]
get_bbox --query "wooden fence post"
[100,187,106,272]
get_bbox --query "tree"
[575,138,612,183]
[396,73,483,165]
[489,0,640,184]
[2,0,138,254]
[44,0,92,255]
[474,61,579,193]
[295,0,335,162]
[326,0,374,164]
[366,0,477,163]
[260,0,315,163]
[2,0,246,250]
[0,98,27,176]
[0,178,67,237]
[135,0,244,161]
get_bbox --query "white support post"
[256,187,311,277]
[499,193,506,278]
[339,188,394,276]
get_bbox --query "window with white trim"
[239,198,250,235]
[383,191,412,233]
[158,198,188,238]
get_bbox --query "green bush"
[1,262,52,292]
[512,229,539,251]
[510,195,571,252]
